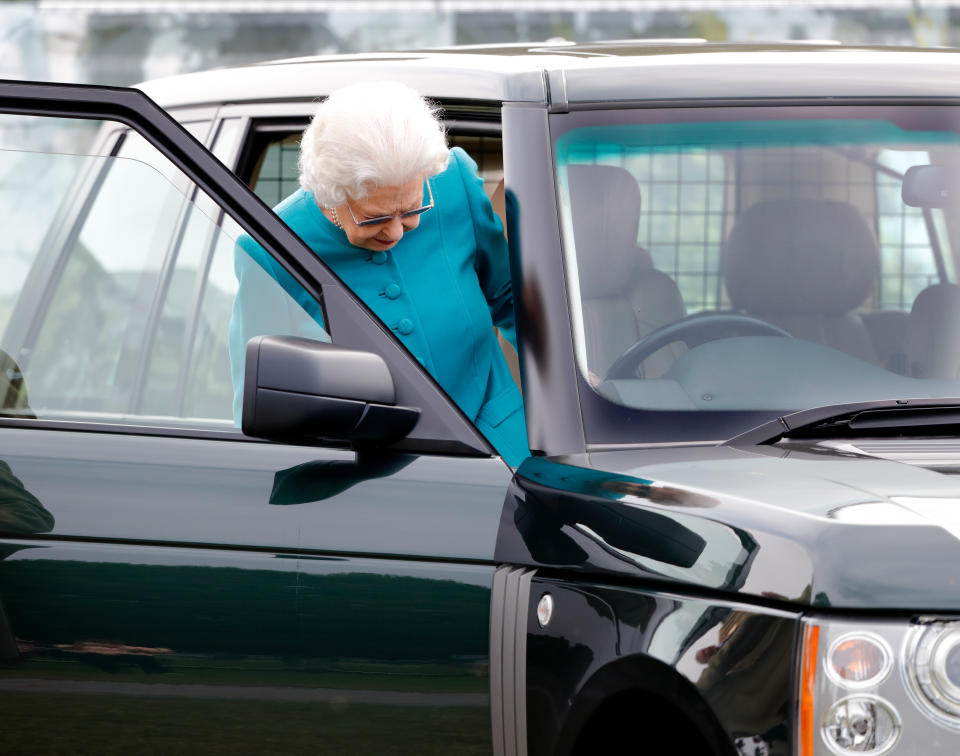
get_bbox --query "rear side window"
[249,132,301,207]
[244,125,504,208]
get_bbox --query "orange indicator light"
[800,624,820,756]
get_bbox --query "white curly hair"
[298,80,450,208]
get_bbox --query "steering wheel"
[604,313,792,380]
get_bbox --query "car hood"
[500,442,960,611]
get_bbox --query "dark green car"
[5,42,960,755]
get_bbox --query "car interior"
[556,112,960,412]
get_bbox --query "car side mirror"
[242,336,420,445]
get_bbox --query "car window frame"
[0,81,495,458]
[544,97,960,450]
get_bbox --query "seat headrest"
[567,164,652,296]
[907,283,960,378]
[723,199,879,316]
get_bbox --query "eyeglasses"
[345,179,434,228]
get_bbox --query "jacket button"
[396,318,414,335]
[371,250,389,265]
[384,282,402,300]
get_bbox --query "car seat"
[905,282,960,378]
[567,164,687,379]
[722,198,881,364]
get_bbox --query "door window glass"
[139,203,213,417]
[182,231,238,419]
[0,116,101,339]
[0,113,328,428]
[25,132,194,415]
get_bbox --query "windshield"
[553,105,960,443]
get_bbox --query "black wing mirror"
[242,336,420,445]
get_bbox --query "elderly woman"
[229,81,527,465]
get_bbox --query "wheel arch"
[555,653,738,756]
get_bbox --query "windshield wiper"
[727,399,960,445]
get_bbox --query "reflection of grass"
[1,692,491,755]
[14,655,489,694]
[5,562,490,662]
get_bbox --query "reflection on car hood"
[505,444,960,611]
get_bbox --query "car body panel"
[525,578,798,756]
[557,48,960,106]
[498,451,960,610]
[138,46,960,113]
[137,54,549,109]
[1,543,494,754]
[0,428,509,752]
[0,428,508,559]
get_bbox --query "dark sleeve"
[453,147,517,352]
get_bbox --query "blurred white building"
[0,0,957,86]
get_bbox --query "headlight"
[797,618,960,755]
[904,621,960,728]
[821,695,901,755]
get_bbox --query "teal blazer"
[229,147,528,465]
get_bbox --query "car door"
[0,82,512,755]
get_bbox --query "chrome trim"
[491,565,535,756]
[903,621,960,730]
[821,694,902,756]
[586,440,723,451]
[825,439,960,470]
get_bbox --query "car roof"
[137,41,960,112]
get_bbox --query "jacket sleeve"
[452,147,518,352]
